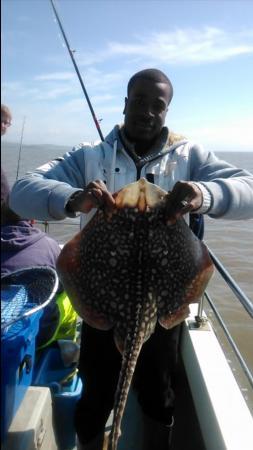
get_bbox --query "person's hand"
[67,180,115,214]
[166,181,203,220]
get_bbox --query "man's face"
[123,78,171,144]
[1,114,12,136]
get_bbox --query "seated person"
[1,104,12,137]
[1,176,77,349]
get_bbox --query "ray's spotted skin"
[57,178,214,450]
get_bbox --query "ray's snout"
[115,178,166,212]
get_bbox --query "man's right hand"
[66,180,115,214]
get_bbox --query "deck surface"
[104,357,206,450]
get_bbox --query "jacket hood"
[1,221,47,251]
[105,125,188,156]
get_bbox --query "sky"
[1,0,253,152]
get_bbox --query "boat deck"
[105,355,206,450]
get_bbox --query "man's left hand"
[166,181,203,220]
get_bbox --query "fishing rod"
[16,116,26,181]
[49,0,104,141]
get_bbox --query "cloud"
[2,81,23,92]
[2,80,77,102]
[173,116,253,151]
[77,26,253,66]
[7,25,252,106]
[34,72,75,81]
[35,85,79,100]
[30,67,127,100]
[2,24,253,148]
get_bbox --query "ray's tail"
[108,304,145,450]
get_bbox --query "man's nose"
[144,107,155,118]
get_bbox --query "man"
[1,104,12,136]
[9,69,253,449]
[1,104,12,208]
[1,104,77,348]
[1,176,78,348]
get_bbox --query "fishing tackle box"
[32,346,83,450]
[1,286,42,442]
[1,266,59,442]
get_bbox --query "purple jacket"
[1,221,60,276]
[1,221,61,347]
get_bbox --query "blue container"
[1,312,42,441]
[33,347,83,450]
[52,375,83,450]
[32,347,75,386]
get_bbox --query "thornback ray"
[57,178,214,450]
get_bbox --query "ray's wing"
[151,217,214,329]
[57,211,115,330]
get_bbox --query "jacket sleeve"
[189,144,253,220]
[9,146,90,221]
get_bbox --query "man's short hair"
[127,69,173,103]
[1,104,12,120]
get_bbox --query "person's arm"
[167,145,253,220]
[189,145,253,219]
[9,145,93,220]
[1,167,10,205]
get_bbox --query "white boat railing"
[194,245,253,389]
[204,290,253,388]
[208,247,253,318]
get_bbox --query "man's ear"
[123,97,128,115]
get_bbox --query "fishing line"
[49,0,104,141]
[16,116,26,181]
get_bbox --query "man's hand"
[166,181,203,220]
[67,180,115,214]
